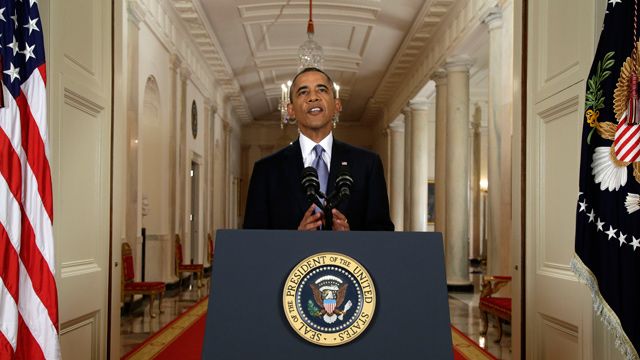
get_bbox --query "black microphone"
[301,166,320,203]
[326,163,353,210]
[334,164,353,202]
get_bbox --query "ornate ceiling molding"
[360,0,457,123]
[371,0,494,127]
[170,0,252,123]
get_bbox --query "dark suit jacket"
[243,139,394,231]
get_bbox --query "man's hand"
[298,204,324,231]
[332,209,350,231]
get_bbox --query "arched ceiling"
[171,0,483,124]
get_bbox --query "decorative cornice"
[361,0,457,123]
[170,0,252,124]
[377,0,495,127]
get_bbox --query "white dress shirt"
[299,132,333,172]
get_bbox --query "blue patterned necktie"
[312,144,328,196]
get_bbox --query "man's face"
[287,71,342,139]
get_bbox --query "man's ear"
[287,102,295,118]
[335,99,342,113]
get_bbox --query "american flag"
[0,0,61,359]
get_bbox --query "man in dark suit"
[243,67,394,231]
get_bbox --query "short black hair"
[289,67,337,102]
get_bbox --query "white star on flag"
[579,200,587,212]
[609,0,622,7]
[23,16,39,35]
[0,7,5,22]
[618,233,627,247]
[7,34,18,55]
[587,209,596,222]
[20,42,35,61]
[10,11,17,28]
[596,218,605,231]
[605,225,617,240]
[630,237,640,251]
[3,62,20,82]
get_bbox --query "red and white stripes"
[0,64,60,359]
[614,113,640,163]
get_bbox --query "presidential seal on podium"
[282,252,376,346]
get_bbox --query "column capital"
[431,68,447,85]
[223,120,232,134]
[482,6,503,30]
[180,66,192,82]
[127,0,146,27]
[471,104,482,131]
[388,118,405,133]
[445,55,474,72]
[204,98,219,117]
[401,105,412,120]
[409,99,432,111]
[169,54,182,72]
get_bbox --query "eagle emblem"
[308,275,353,324]
[283,252,376,346]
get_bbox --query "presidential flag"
[0,0,61,359]
[573,0,640,358]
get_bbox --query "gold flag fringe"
[571,254,639,360]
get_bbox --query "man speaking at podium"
[243,67,394,231]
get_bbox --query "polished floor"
[120,275,512,359]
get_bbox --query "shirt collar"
[299,132,333,165]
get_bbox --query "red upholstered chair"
[121,242,165,318]
[175,234,204,289]
[479,275,512,342]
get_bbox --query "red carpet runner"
[123,296,496,359]
[451,325,498,360]
[122,297,209,360]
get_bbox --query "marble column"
[388,118,405,231]
[178,67,190,242]
[471,104,482,260]
[444,56,473,290]
[213,114,226,235]
[409,100,430,231]
[402,107,412,231]
[223,121,232,227]
[433,69,447,238]
[168,54,180,248]
[484,7,511,275]
[202,99,214,238]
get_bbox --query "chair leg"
[495,318,503,343]
[149,294,157,318]
[158,292,164,314]
[127,295,134,317]
[198,270,204,288]
[480,310,488,335]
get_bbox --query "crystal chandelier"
[279,0,339,128]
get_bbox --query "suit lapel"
[284,139,307,215]
[329,140,352,213]
[328,140,347,196]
